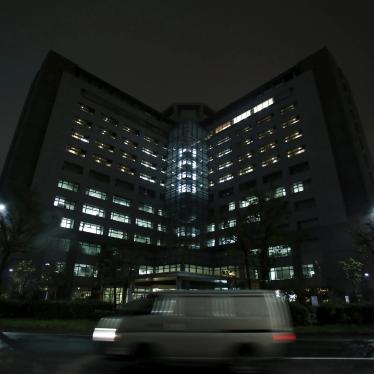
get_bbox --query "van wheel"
[131,344,153,370]
[229,344,259,374]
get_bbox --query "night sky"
[1,1,374,173]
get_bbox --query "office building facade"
[1,48,372,301]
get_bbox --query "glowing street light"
[0,203,6,213]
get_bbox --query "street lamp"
[0,203,6,213]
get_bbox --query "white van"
[93,290,295,366]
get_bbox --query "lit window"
[71,131,89,143]
[207,223,215,232]
[302,264,315,278]
[119,165,135,176]
[269,245,291,257]
[113,195,131,207]
[215,121,232,134]
[158,209,166,217]
[238,152,253,162]
[80,242,101,256]
[79,221,104,235]
[258,128,275,140]
[136,218,153,229]
[282,116,300,128]
[157,223,167,232]
[218,174,234,183]
[99,126,116,139]
[218,161,233,170]
[144,135,158,145]
[122,137,138,148]
[60,217,74,229]
[270,266,294,280]
[85,188,107,200]
[92,154,112,167]
[134,234,151,244]
[122,125,139,135]
[280,103,296,114]
[287,146,305,158]
[177,183,197,193]
[110,212,130,223]
[219,219,236,229]
[238,165,254,176]
[257,115,273,125]
[120,151,136,161]
[102,114,118,126]
[240,196,258,208]
[217,148,232,158]
[79,103,94,115]
[82,204,105,218]
[206,239,216,247]
[273,187,286,198]
[218,236,237,245]
[95,140,114,153]
[240,126,252,133]
[261,156,280,167]
[140,173,156,183]
[260,142,277,153]
[73,116,92,129]
[233,98,274,125]
[66,145,86,158]
[228,201,236,211]
[177,171,197,180]
[292,181,304,193]
[141,160,157,170]
[142,147,158,158]
[58,179,79,192]
[217,136,231,146]
[53,196,75,210]
[284,131,303,143]
[138,203,155,214]
[243,138,253,145]
[74,263,97,277]
[108,228,126,239]
[209,180,215,187]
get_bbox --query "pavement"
[1,330,374,373]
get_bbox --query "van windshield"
[117,296,156,315]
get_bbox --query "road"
[1,332,374,373]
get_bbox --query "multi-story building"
[1,48,372,302]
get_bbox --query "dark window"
[294,198,316,212]
[62,161,84,175]
[139,186,155,198]
[115,179,134,191]
[263,171,283,184]
[297,218,318,230]
[89,170,110,184]
[289,161,309,175]
[239,180,256,192]
[219,187,234,198]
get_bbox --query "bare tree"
[236,191,290,289]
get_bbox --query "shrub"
[289,302,312,325]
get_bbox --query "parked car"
[93,290,295,368]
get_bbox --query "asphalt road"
[1,332,374,374]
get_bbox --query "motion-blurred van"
[93,290,295,366]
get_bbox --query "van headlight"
[92,328,118,342]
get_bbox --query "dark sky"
[1,1,374,173]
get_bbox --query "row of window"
[213,97,275,135]
[57,179,166,215]
[72,262,314,280]
[60,218,152,244]
[78,103,166,149]
[211,126,302,155]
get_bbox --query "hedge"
[0,300,114,320]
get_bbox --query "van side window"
[151,296,177,315]
[212,297,235,317]
[184,297,211,317]
[234,296,269,317]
